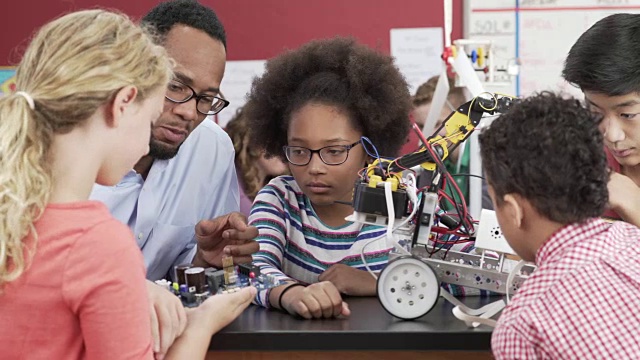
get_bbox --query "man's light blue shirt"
[90,120,240,280]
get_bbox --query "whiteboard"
[465,0,640,97]
[217,60,266,128]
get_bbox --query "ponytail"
[0,93,53,286]
[0,9,172,287]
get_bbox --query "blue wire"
[360,136,385,173]
[360,136,380,158]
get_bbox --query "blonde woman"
[0,10,254,360]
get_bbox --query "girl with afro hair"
[243,37,412,319]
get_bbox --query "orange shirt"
[0,201,153,359]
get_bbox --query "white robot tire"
[377,256,440,320]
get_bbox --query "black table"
[210,296,496,352]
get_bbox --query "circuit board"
[155,257,283,307]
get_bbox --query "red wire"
[392,160,416,175]
[431,227,472,237]
[413,123,429,147]
[413,123,476,236]
[443,168,474,233]
[412,122,466,220]
[424,137,473,233]
[438,190,456,208]
[431,238,473,245]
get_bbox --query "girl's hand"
[189,286,256,334]
[281,281,350,319]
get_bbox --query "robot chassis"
[349,93,534,324]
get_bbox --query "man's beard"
[148,136,181,160]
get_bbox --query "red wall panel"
[1,0,463,64]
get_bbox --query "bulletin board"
[465,0,640,97]
[0,67,16,96]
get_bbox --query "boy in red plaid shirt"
[480,92,640,359]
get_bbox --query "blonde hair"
[0,10,173,286]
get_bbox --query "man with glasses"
[165,78,230,121]
[90,1,259,356]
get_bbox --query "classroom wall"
[1,0,464,65]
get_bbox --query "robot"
[348,92,535,326]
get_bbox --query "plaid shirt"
[492,218,640,359]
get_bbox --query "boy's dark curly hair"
[142,0,226,48]
[479,92,608,224]
[243,37,412,160]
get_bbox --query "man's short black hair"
[563,13,640,95]
[142,0,226,48]
[243,37,412,160]
[479,92,608,224]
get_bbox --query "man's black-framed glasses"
[283,141,361,166]
[165,79,230,116]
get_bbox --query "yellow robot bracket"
[389,93,517,174]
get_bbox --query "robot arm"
[351,93,517,233]
[390,93,517,174]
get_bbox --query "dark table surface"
[210,296,497,351]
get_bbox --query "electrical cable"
[361,136,384,174]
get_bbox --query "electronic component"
[180,287,196,307]
[174,263,192,286]
[352,181,408,219]
[238,263,261,278]
[222,255,236,285]
[185,267,206,294]
[167,262,284,307]
[205,268,225,294]
[475,209,516,255]
[413,192,439,247]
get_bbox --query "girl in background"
[226,107,288,216]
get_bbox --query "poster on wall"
[0,67,17,97]
[390,27,444,95]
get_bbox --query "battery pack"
[352,181,408,219]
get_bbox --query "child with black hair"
[243,37,412,319]
[563,13,640,226]
[480,92,640,359]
